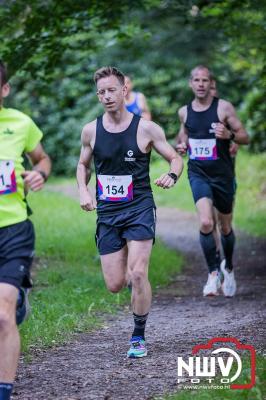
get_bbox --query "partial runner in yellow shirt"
[0,60,51,400]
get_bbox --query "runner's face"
[189,69,212,99]
[97,75,126,112]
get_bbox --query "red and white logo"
[177,337,256,389]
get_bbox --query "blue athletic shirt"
[126,92,142,116]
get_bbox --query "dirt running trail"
[14,185,266,400]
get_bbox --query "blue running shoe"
[127,336,147,358]
[16,288,30,325]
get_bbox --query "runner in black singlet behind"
[176,65,249,298]
[77,66,183,358]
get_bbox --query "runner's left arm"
[23,143,51,192]
[150,122,183,189]
[215,101,249,145]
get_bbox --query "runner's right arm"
[175,106,188,156]
[76,122,97,211]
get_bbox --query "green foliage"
[1,0,266,175]
[6,59,102,175]
[200,0,266,151]
[234,150,266,236]
[240,90,266,152]
[0,0,151,78]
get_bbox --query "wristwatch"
[168,172,178,184]
[37,170,48,182]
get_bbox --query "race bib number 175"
[0,160,17,195]
[188,138,218,160]
[97,175,133,202]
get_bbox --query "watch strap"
[168,172,178,183]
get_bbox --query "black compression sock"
[199,231,217,273]
[221,229,235,271]
[216,249,221,271]
[132,312,149,340]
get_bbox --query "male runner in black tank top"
[176,65,249,298]
[77,66,183,358]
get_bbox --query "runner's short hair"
[94,66,125,85]
[190,65,214,80]
[0,60,8,87]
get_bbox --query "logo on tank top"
[209,122,217,134]
[125,149,136,162]
[1,128,14,135]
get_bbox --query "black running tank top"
[93,114,154,215]
[185,97,234,179]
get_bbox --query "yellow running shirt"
[0,107,43,228]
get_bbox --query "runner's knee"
[219,219,232,235]
[0,309,15,335]
[106,280,125,293]
[131,269,147,288]
[200,217,214,233]
[220,225,232,236]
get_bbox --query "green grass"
[233,151,266,236]
[150,155,195,211]
[162,355,266,400]
[21,191,182,353]
[150,150,266,237]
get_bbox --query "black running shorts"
[0,219,35,289]
[96,207,156,255]
[189,174,236,214]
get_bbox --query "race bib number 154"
[0,160,17,195]
[97,175,133,202]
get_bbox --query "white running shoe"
[203,272,221,297]
[220,259,236,297]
